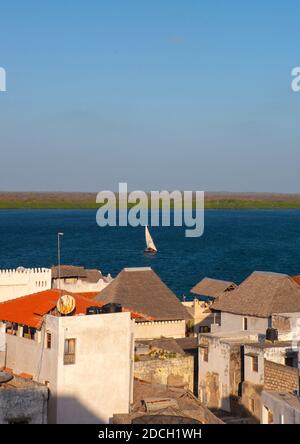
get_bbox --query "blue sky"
[0,0,300,192]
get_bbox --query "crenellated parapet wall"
[0,267,51,302]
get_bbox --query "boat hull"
[144,248,157,254]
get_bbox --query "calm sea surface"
[1,209,300,299]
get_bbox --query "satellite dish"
[56,294,76,315]
[0,371,13,384]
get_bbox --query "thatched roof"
[212,271,300,318]
[51,265,108,282]
[52,265,87,279]
[85,269,105,283]
[93,267,189,321]
[190,277,236,298]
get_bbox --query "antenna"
[57,232,64,291]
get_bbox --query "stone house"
[198,331,259,412]
[242,341,299,420]
[198,271,300,419]
[211,271,300,336]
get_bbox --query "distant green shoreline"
[1,199,300,209]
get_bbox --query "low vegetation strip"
[0,192,300,209]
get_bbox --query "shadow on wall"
[211,395,259,424]
[48,395,109,424]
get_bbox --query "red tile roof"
[72,292,99,299]
[1,367,12,373]
[18,372,33,380]
[0,289,150,329]
[292,276,300,286]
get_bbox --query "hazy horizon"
[0,188,300,196]
[1,1,300,193]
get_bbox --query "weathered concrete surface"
[0,377,48,424]
[198,335,234,411]
[271,315,291,332]
[114,379,224,424]
[241,381,263,421]
[205,372,220,408]
[134,355,194,392]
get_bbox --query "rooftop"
[113,379,223,424]
[263,391,300,412]
[93,267,190,321]
[136,338,187,357]
[175,337,199,354]
[200,330,260,345]
[0,370,47,391]
[190,277,236,298]
[0,289,147,329]
[245,341,296,350]
[51,265,110,283]
[212,271,300,318]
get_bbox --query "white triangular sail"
[145,225,157,252]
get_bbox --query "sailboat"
[144,225,157,254]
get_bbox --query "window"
[201,346,209,362]
[22,326,35,340]
[252,356,258,372]
[46,332,51,349]
[199,326,210,333]
[65,277,77,284]
[285,356,294,367]
[64,338,76,365]
[214,312,221,326]
[243,317,248,331]
[23,325,30,339]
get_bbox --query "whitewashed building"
[198,271,300,418]
[51,265,112,293]
[0,268,51,303]
[0,289,134,424]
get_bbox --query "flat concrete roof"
[200,330,260,345]
[245,341,297,349]
[263,391,300,412]
[0,373,47,390]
